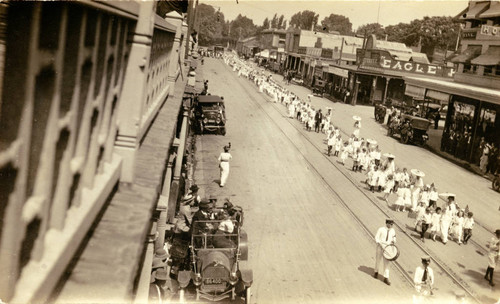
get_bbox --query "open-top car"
[194,95,226,135]
[176,217,252,303]
[387,113,431,146]
[291,73,304,85]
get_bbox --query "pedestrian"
[334,136,342,157]
[327,133,335,156]
[340,141,349,165]
[440,194,457,244]
[414,256,434,295]
[429,207,442,242]
[374,219,397,285]
[383,175,395,203]
[218,145,232,187]
[428,184,438,209]
[451,209,465,245]
[485,229,500,287]
[394,182,406,212]
[417,207,432,242]
[463,212,474,244]
[314,109,323,133]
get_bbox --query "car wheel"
[244,287,251,304]
[221,127,226,136]
[401,133,409,144]
[493,177,500,192]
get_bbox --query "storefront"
[404,76,500,163]
[323,65,350,100]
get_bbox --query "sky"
[200,0,470,30]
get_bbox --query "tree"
[229,14,257,41]
[356,23,385,39]
[271,13,278,29]
[290,10,319,30]
[197,4,221,46]
[262,17,270,30]
[277,15,285,29]
[320,14,352,35]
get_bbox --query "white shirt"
[463,217,474,229]
[414,265,434,286]
[375,226,396,246]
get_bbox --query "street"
[192,57,500,303]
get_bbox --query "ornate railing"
[0,1,184,302]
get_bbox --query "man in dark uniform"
[191,200,214,247]
[314,109,323,133]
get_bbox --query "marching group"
[225,53,500,290]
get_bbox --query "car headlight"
[229,272,238,285]
[194,273,202,286]
[203,118,208,124]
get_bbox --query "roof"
[410,52,430,64]
[450,45,482,63]
[198,95,224,103]
[262,28,287,34]
[239,36,258,43]
[471,46,500,65]
[459,1,490,19]
[480,1,500,18]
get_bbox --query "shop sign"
[481,25,500,36]
[462,29,477,39]
[379,56,456,78]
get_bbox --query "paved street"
[192,57,500,303]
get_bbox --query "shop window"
[478,108,496,139]
[495,65,500,76]
[463,63,476,74]
[484,65,494,75]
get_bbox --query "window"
[463,63,472,73]
[484,65,493,75]
[496,65,500,76]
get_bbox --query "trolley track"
[224,61,484,304]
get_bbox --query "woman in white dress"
[218,145,233,187]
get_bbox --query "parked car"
[312,79,326,97]
[387,114,431,146]
[291,74,304,85]
[175,213,252,303]
[194,95,226,135]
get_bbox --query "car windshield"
[200,103,221,111]
[191,220,239,249]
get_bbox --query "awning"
[450,45,482,63]
[325,66,349,78]
[405,84,425,100]
[426,89,450,102]
[471,46,500,65]
[460,1,489,19]
[478,2,500,18]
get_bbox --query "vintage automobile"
[312,79,326,97]
[387,114,431,146]
[291,73,304,85]
[194,95,226,135]
[374,103,388,123]
[175,216,252,303]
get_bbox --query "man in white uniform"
[440,194,457,244]
[414,256,434,293]
[374,219,397,285]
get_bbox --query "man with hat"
[374,219,397,285]
[191,200,215,247]
[485,229,500,286]
[414,256,434,294]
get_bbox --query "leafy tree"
[229,14,257,41]
[197,4,221,46]
[290,10,319,30]
[320,14,352,35]
[356,23,385,39]
[282,20,287,30]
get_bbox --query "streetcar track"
[222,61,483,303]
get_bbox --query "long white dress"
[218,152,232,186]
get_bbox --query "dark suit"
[314,112,323,133]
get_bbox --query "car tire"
[221,127,226,136]
[493,177,500,192]
[401,133,409,144]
